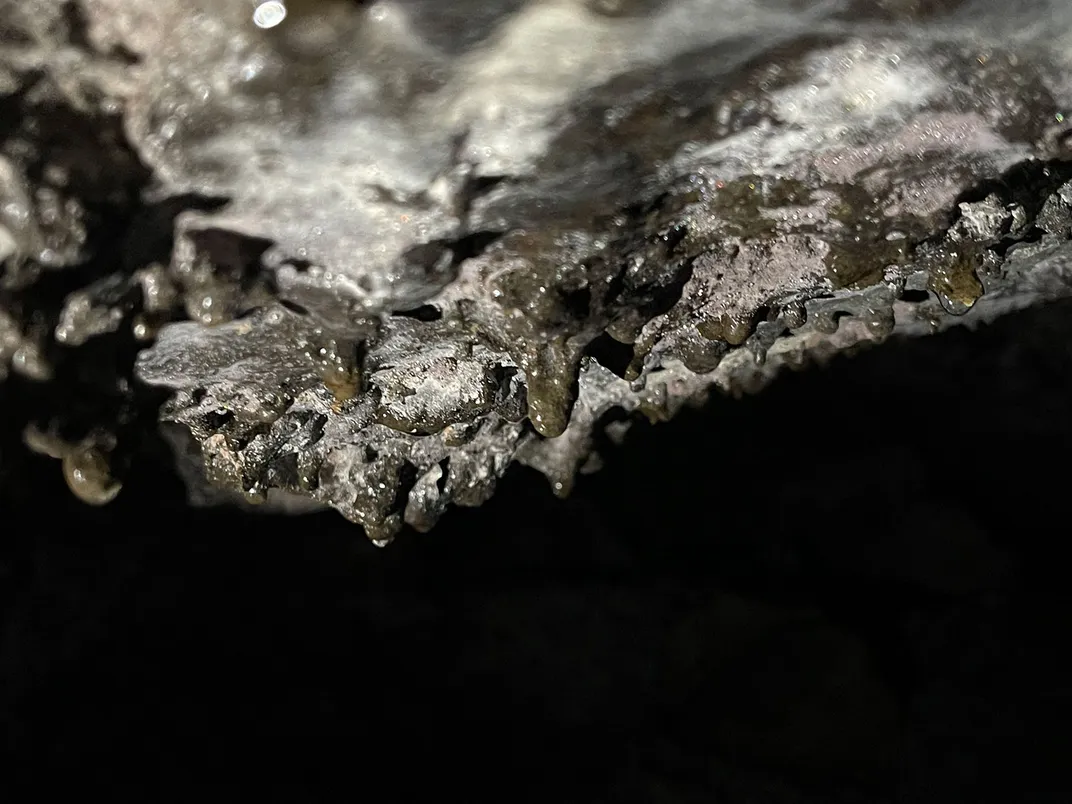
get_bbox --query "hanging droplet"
[63,446,122,506]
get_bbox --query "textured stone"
[3,0,1072,539]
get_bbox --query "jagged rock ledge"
[4,1,1072,540]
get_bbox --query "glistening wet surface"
[2,297,1070,802]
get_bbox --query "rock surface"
[3,0,1072,539]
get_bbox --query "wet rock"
[4,0,1072,538]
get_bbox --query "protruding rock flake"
[4,0,1072,535]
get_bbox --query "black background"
[2,299,1071,802]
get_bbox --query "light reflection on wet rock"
[3,0,1072,536]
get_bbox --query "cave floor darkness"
[2,300,1072,802]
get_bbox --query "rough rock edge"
[137,163,1072,543]
[5,1,1072,541]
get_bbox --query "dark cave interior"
[2,298,1070,802]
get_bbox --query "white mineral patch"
[89,0,1072,315]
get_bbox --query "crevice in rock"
[583,331,634,379]
[391,304,442,322]
[389,460,420,518]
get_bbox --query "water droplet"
[63,446,122,506]
[253,1,287,29]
